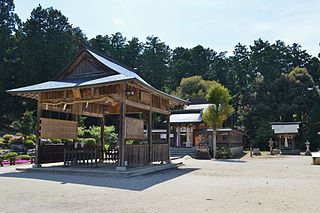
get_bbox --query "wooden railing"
[124,144,149,167]
[124,143,169,167]
[152,143,169,162]
[38,145,65,164]
[64,145,100,167]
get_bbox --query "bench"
[311,152,320,165]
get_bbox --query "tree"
[203,82,234,157]
[139,36,171,90]
[0,0,21,127]
[11,110,35,135]
[174,76,212,99]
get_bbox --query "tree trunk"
[213,128,217,159]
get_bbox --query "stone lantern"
[305,140,311,156]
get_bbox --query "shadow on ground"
[0,167,198,191]
[215,159,247,163]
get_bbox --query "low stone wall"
[230,147,243,158]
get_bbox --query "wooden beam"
[125,99,170,115]
[151,107,170,115]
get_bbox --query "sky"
[14,0,320,57]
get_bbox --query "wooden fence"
[38,145,65,164]
[124,143,169,167]
[38,143,168,167]
[124,144,149,167]
[152,143,169,162]
[64,145,100,167]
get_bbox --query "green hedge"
[26,134,36,142]
[51,139,62,144]
[3,134,14,143]
[83,138,96,145]
[23,140,35,149]
[18,155,31,160]
[3,152,18,160]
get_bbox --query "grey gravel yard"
[0,154,319,213]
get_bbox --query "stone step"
[170,148,197,158]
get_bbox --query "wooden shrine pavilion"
[7,47,187,170]
[271,122,301,155]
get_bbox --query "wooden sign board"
[125,117,144,139]
[40,118,78,139]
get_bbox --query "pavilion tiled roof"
[7,48,187,104]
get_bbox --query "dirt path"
[0,154,319,213]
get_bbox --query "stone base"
[305,150,312,156]
[116,166,127,172]
[32,164,42,168]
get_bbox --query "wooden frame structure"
[8,47,187,169]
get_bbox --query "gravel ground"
[0,153,319,213]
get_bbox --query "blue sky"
[15,0,320,57]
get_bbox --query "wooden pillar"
[166,114,170,162]
[148,110,153,163]
[118,85,126,169]
[100,115,105,162]
[190,126,194,146]
[34,93,42,167]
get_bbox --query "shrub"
[9,136,24,145]
[15,132,24,137]
[83,138,96,146]
[216,147,231,159]
[26,134,36,142]
[0,141,4,148]
[3,134,14,143]
[18,155,31,160]
[51,139,62,144]
[3,152,18,160]
[23,140,35,149]
[125,140,140,145]
[79,125,118,145]
[62,139,73,145]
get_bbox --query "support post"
[100,115,105,162]
[34,93,42,167]
[117,84,126,171]
[166,114,170,162]
[148,110,153,163]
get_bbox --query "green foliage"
[12,110,35,135]
[51,139,62,144]
[26,134,36,142]
[174,76,213,99]
[23,139,35,149]
[78,125,118,145]
[3,134,14,143]
[3,152,18,160]
[17,155,31,160]
[83,138,96,145]
[0,141,4,147]
[203,81,234,129]
[62,139,73,145]
[125,140,140,145]
[216,147,231,159]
